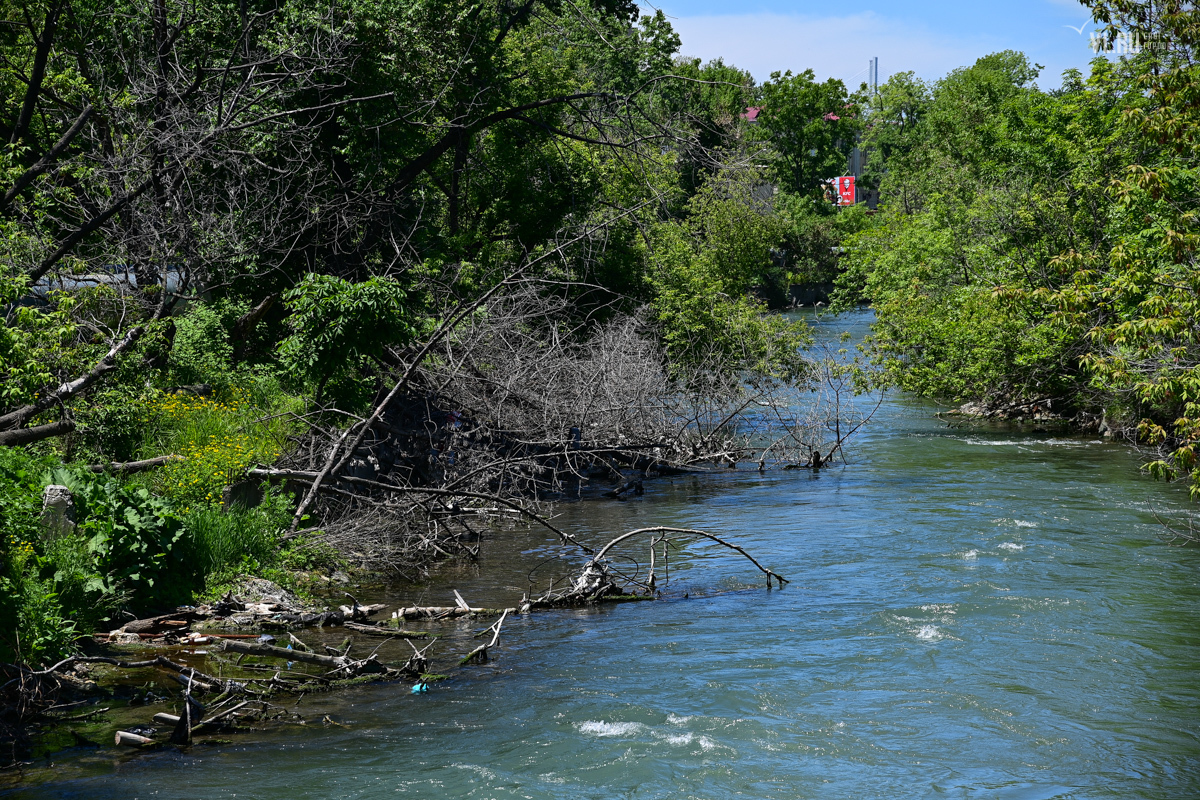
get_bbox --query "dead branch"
[0,326,145,433]
[523,526,787,610]
[87,455,183,474]
[460,610,508,665]
[595,528,787,588]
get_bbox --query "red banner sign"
[836,176,856,206]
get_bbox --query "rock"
[41,485,76,540]
[228,577,304,609]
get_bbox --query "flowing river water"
[8,310,1200,799]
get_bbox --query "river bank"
[4,310,1198,800]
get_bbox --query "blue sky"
[642,0,1107,88]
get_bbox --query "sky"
[642,0,1110,88]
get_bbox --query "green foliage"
[858,72,931,198]
[0,268,78,413]
[646,168,810,379]
[1,449,185,662]
[0,445,312,664]
[0,447,57,663]
[141,385,295,509]
[836,48,1143,408]
[777,195,875,286]
[836,4,1200,497]
[168,302,239,389]
[78,386,159,463]
[1031,1,1200,494]
[180,486,291,590]
[278,274,417,396]
[43,466,186,605]
[1,568,78,668]
[755,70,861,196]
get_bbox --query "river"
[8,310,1200,799]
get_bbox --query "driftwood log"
[111,610,201,636]
[218,639,391,677]
[114,731,154,747]
[343,621,431,638]
[392,605,513,620]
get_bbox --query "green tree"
[278,274,418,400]
[756,70,860,196]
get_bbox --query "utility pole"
[868,56,879,94]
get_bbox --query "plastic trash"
[411,682,428,694]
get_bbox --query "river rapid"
[8,310,1200,799]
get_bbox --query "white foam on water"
[992,517,1038,528]
[666,713,692,725]
[576,721,645,737]
[698,736,719,751]
[964,439,1027,447]
[916,625,941,640]
[999,542,1025,551]
[966,437,1093,448]
[962,550,979,561]
[920,604,956,613]
[661,732,694,746]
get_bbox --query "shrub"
[44,466,187,609]
[0,449,79,664]
[168,302,239,389]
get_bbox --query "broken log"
[111,610,200,636]
[392,605,513,620]
[114,731,154,747]
[88,455,183,474]
[344,621,431,638]
[219,639,348,670]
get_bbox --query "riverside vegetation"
[834,2,1200,504]
[0,0,1197,765]
[0,0,870,746]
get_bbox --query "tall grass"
[181,504,280,578]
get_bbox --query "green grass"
[130,375,303,510]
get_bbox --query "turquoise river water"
[6,311,1199,799]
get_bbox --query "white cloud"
[667,11,1025,86]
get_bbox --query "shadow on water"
[5,310,1199,799]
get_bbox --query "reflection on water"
[7,310,1199,800]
